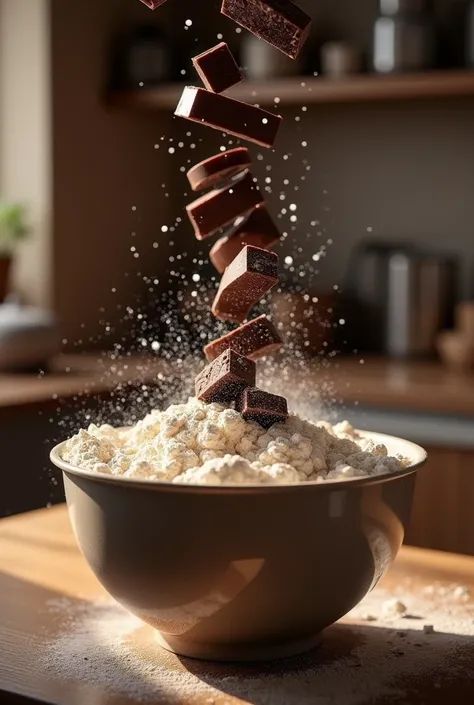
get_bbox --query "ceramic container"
[51,432,427,662]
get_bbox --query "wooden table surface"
[1,353,473,417]
[1,506,473,705]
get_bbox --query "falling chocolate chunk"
[193,42,244,94]
[139,0,168,8]
[195,349,256,403]
[236,387,288,429]
[211,229,279,274]
[221,0,311,60]
[175,86,282,149]
[210,204,281,273]
[204,314,283,362]
[212,245,279,323]
[187,148,251,192]
[186,171,264,240]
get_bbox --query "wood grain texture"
[407,445,474,556]
[311,356,474,417]
[1,506,474,705]
[108,71,474,110]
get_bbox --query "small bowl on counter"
[51,432,427,662]
[437,303,474,372]
[437,331,474,372]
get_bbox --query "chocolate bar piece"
[186,171,264,240]
[204,314,283,362]
[237,387,288,429]
[193,42,244,94]
[210,205,280,273]
[212,245,279,323]
[187,148,251,192]
[175,86,282,149]
[195,349,256,403]
[139,0,168,8]
[221,0,311,60]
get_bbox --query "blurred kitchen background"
[1,0,474,555]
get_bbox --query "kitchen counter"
[1,353,473,417]
[318,356,474,417]
[1,506,473,705]
[0,354,166,412]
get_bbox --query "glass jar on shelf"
[372,0,435,74]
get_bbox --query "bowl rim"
[50,429,427,494]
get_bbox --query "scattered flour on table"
[381,598,408,619]
[60,397,410,484]
[40,585,474,705]
[422,584,471,601]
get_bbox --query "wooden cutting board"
[1,505,473,705]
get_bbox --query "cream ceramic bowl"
[51,431,427,662]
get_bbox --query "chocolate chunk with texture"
[212,245,279,323]
[195,349,256,403]
[221,0,311,60]
[193,42,244,94]
[139,0,168,8]
[204,314,283,362]
[187,148,251,192]
[236,387,289,429]
[175,86,282,149]
[211,229,279,274]
[186,171,264,240]
[210,204,281,273]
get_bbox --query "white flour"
[381,598,407,619]
[41,582,474,705]
[60,398,408,485]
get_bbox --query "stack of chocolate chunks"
[179,44,287,427]
[140,1,312,62]
[141,0,312,428]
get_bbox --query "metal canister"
[467,1,474,67]
[385,251,457,358]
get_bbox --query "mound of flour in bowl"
[60,398,410,485]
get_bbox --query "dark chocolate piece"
[221,0,311,60]
[236,387,288,429]
[187,148,251,192]
[195,349,256,403]
[210,205,281,273]
[186,171,264,240]
[193,42,244,94]
[175,86,282,149]
[212,245,279,323]
[204,314,283,362]
[139,0,168,8]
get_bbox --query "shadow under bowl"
[50,431,426,662]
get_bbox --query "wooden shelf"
[108,70,474,111]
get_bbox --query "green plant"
[0,202,30,255]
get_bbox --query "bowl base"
[155,631,322,662]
